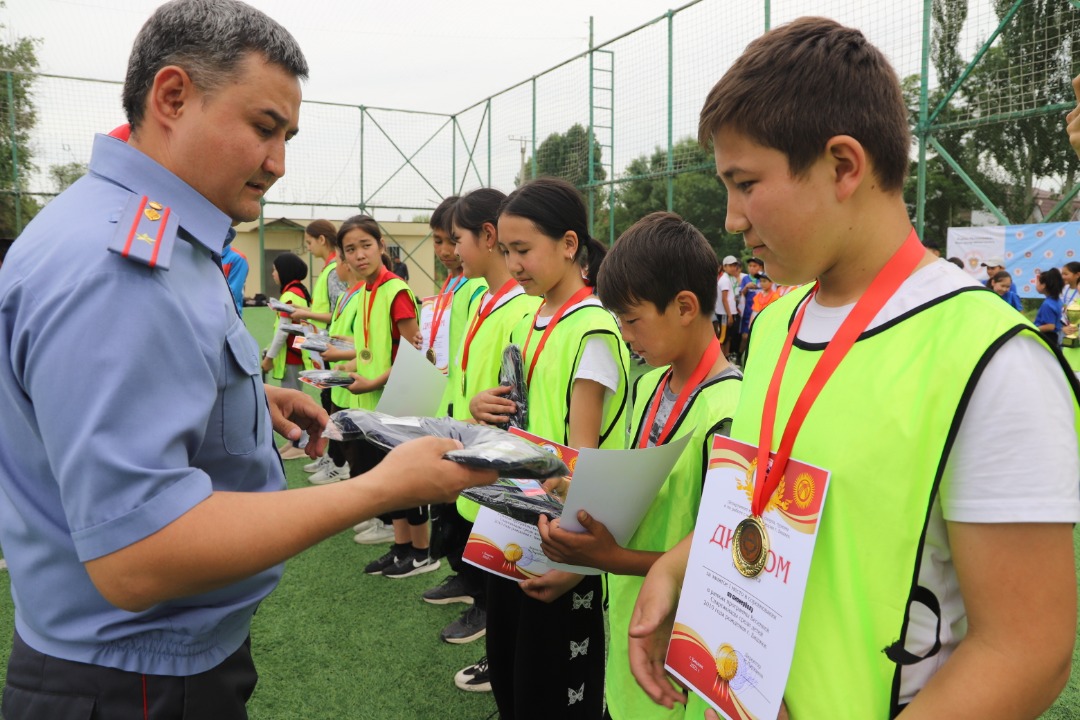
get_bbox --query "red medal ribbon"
[461,278,518,375]
[638,337,722,449]
[751,229,925,517]
[522,285,595,386]
[361,266,390,351]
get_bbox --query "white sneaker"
[353,518,379,534]
[353,522,395,545]
[308,463,349,485]
[0,558,6,572]
[304,454,332,474]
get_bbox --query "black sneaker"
[422,574,477,606]
[440,605,486,644]
[383,552,441,579]
[364,546,405,576]
[454,656,491,692]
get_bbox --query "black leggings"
[485,574,605,720]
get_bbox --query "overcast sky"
[8,0,688,112]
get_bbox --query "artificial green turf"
[0,307,1078,717]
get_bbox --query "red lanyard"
[461,279,517,375]
[361,267,389,349]
[334,280,365,321]
[428,293,454,351]
[751,229,925,517]
[522,285,595,385]
[639,337,722,448]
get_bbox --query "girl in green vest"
[1060,261,1080,376]
[473,177,629,720]
[260,252,312,460]
[331,215,438,580]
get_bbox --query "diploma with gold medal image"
[664,436,830,720]
[418,291,453,373]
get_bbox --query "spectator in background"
[988,270,1014,303]
[393,254,410,282]
[981,257,1022,311]
[220,244,249,315]
[947,256,964,270]
[1034,267,1065,347]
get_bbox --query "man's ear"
[145,65,196,129]
[824,134,867,202]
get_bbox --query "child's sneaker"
[353,521,395,544]
[422,574,476,605]
[454,656,491,693]
[363,546,406,576]
[304,454,332,473]
[440,605,486,644]
[383,552,440,579]
[308,462,349,485]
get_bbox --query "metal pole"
[930,137,1009,224]
[7,72,21,235]
[764,0,771,32]
[359,106,366,211]
[666,10,674,212]
[487,99,492,186]
[452,116,458,197]
[587,16,596,235]
[916,0,931,240]
[531,77,537,180]
[258,200,266,295]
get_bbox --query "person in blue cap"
[0,1,494,717]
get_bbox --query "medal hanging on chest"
[358,268,388,365]
[733,229,925,578]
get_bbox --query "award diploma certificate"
[665,435,830,720]
[419,293,452,373]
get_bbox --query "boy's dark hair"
[596,211,717,317]
[947,256,965,270]
[452,188,508,238]
[989,270,1011,284]
[335,215,382,250]
[747,257,764,269]
[430,196,460,234]
[499,177,608,287]
[698,17,910,193]
[1040,267,1064,299]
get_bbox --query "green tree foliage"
[50,162,87,193]
[595,138,741,261]
[0,9,41,238]
[520,123,606,188]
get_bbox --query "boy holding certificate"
[629,17,1080,720]
[539,212,741,720]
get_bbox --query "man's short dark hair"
[698,17,910,193]
[597,211,718,317]
[123,0,308,129]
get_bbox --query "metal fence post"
[359,106,366,212]
[487,99,492,186]
[7,72,21,235]
[916,0,931,240]
[666,10,674,212]
[530,77,537,180]
[587,16,596,236]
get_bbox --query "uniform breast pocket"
[221,324,266,456]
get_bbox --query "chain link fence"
[3,0,1079,256]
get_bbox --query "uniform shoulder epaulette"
[108,193,179,270]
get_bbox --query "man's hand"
[366,436,498,507]
[538,511,619,570]
[469,385,517,425]
[519,569,584,603]
[264,384,328,458]
[1068,74,1080,160]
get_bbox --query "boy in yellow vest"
[629,17,1080,720]
[539,211,741,720]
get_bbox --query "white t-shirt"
[794,259,1080,702]
[715,274,733,317]
[532,295,621,402]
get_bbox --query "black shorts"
[2,631,257,720]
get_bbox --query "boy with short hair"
[538,211,741,720]
[629,17,1079,719]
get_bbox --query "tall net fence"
[2,0,1079,256]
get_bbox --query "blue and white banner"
[947,222,1080,299]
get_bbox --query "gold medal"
[732,515,769,578]
[426,347,436,364]
[359,348,373,363]
[148,201,163,211]
[144,207,161,221]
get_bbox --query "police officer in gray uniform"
[0,1,494,717]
